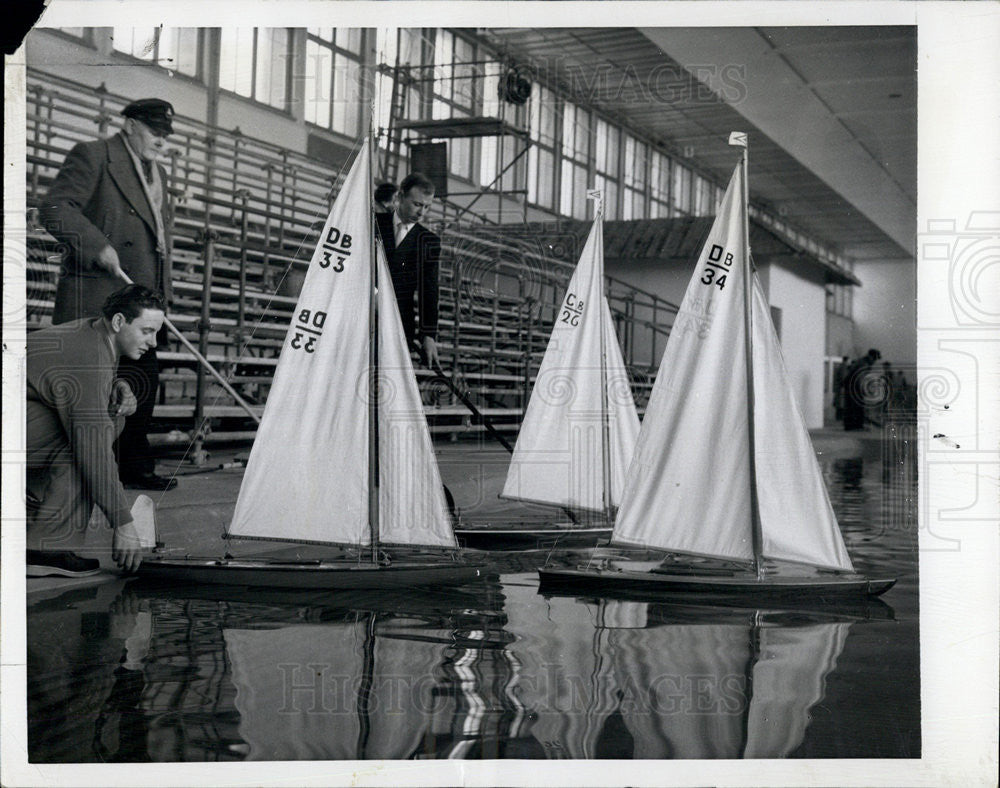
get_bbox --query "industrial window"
[432,30,477,116]
[623,134,648,220]
[304,28,362,135]
[374,28,427,151]
[219,28,292,111]
[469,56,527,193]
[650,151,671,218]
[111,27,199,78]
[693,174,715,216]
[594,118,620,219]
[425,31,475,180]
[826,276,855,320]
[526,85,558,209]
[560,102,591,220]
[671,161,692,215]
[527,147,555,210]
[431,29,482,180]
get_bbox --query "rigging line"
[596,203,614,524]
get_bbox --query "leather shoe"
[27,550,101,577]
[122,472,178,491]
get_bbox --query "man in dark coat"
[374,172,441,368]
[842,348,881,431]
[41,98,177,490]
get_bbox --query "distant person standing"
[373,181,397,214]
[26,285,166,577]
[842,348,881,431]
[41,98,177,490]
[374,172,441,369]
[831,355,851,423]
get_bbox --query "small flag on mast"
[586,189,604,217]
[729,131,748,147]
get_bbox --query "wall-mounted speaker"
[499,67,532,106]
[409,142,448,197]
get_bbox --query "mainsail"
[501,209,640,513]
[229,139,455,548]
[613,162,853,571]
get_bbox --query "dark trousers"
[114,345,160,480]
[26,400,126,551]
[394,287,417,351]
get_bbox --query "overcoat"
[41,132,173,324]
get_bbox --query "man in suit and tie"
[374,172,441,369]
[41,98,178,491]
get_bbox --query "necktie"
[394,221,410,246]
[141,160,154,184]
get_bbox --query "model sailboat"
[139,138,482,588]
[497,193,640,537]
[539,134,895,601]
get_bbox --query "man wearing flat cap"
[41,98,178,490]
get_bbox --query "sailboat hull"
[137,556,486,590]
[538,567,896,602]
[454,522,611,549]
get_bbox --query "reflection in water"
[26,578,897,762]
[503,585,866,759]
[26,450,918,761]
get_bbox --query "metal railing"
[24,68,678,437]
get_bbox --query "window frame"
[303,27,364,135]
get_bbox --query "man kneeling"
[26,285,166,577]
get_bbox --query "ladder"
[381,62,411,184]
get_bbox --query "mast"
[590,189,614,523]
[367,115,380,561]
[735,133,764,578]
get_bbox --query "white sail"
[501,214,640,513]
[230,139,455,548]
[613,164,753,559]
[613,161,853,571]
[375,242,457,547]
[751,280,854,570]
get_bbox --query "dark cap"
[122,98,174,136]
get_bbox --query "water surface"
[26,439,918,761]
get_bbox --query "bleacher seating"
[22,69,677,451]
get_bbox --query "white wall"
[758,262,829,429]
[27,32,210,124]
[604,257,694,370]
[606,256,830,428]
[852,257,917,366]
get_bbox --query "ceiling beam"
[639,27,914,258]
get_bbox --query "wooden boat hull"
[138,556,486,589]
[455,523,610,550]
[538,566,896,602]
